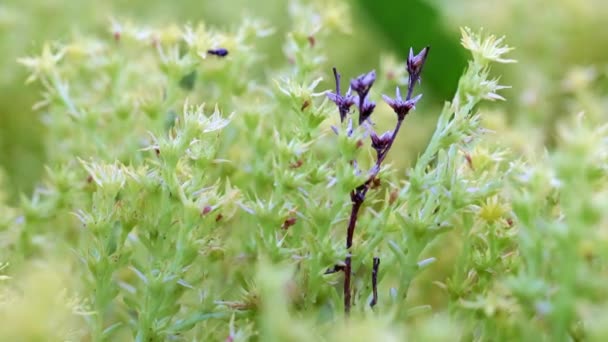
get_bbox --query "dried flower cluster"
[328,47,430,314]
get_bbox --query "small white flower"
[461,27,516,65]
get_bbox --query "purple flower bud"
[382,87,423,119]
[331,125,339,135]
[329,67,357,122]
[327,87,356,122]
[407,47,430,80]
[350,70,376,98]
[345,118,353,137]
[370,130,393,153]
[359,99,376,124]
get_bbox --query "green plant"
[3,1,608,341]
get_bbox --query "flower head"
[382,87,422,120]
[327,67,356,122]
[18,44,65,83]
[370,130,393,154]
[349,70,377,124]
[460,27,515,65]
[358,97,376,124]
[350,70,376,98]
[327,87,356,122]
[407,46,430,83]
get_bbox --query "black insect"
[207,48,229,57]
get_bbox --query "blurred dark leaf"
[353,0,467,100]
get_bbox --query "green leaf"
[167,312,228,333]
[102,322,124,339]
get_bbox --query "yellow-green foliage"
[2,1,608,341]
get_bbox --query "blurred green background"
[1,0,607,201]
